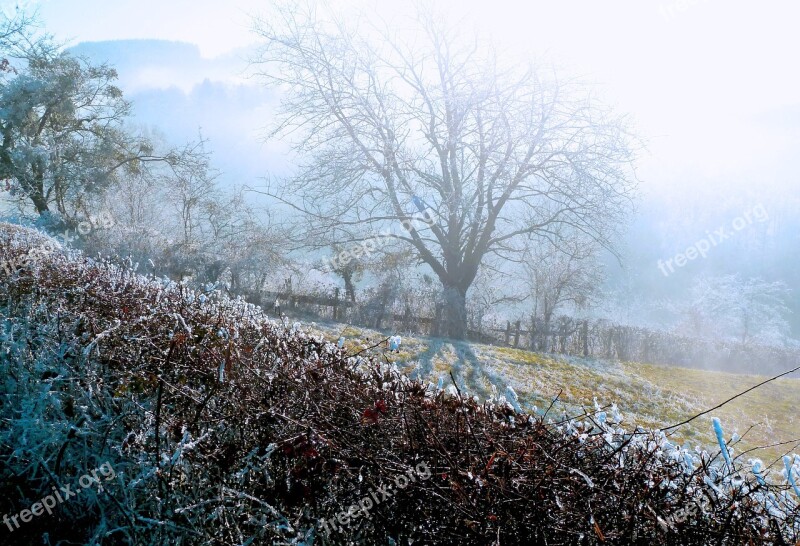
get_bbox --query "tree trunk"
[541,311,554,352]
[30,162,51,215]
[31,192,49,215]
[441,284,468,339]
[342,270,356,303]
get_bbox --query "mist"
[2,2,799,543]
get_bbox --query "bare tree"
[523,236,603,350]
[161,139,219,247]
[325,242,367,303]
[672,275,791,347]
[202,189,289,298]
[253,3,637,338]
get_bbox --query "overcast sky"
[26,0,800,202]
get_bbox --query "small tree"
[523,236,603,350]
[0,17,171,225]
[325,242,366,303]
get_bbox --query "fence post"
[514,320,521,348]
[505,321,511,345]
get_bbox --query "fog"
[13,0,800,344]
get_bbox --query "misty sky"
[30,0,800,202]
[3,0,799,333]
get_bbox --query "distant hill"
[68,39,230,91]
[67,39,290,188]
[70,39,202,68]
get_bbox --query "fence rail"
[248,288,800,377]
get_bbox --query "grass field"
[311,321,800,467]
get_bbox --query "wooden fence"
[248,288,800,377]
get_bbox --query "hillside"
[314,324,800,464]
[1,224,799,545]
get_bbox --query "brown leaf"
[361,407,380,424]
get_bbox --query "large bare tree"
[253,3,638,338]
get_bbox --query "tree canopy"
[254,3,638,337]
[0,14,172,225]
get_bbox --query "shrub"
[1,223,798,545]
